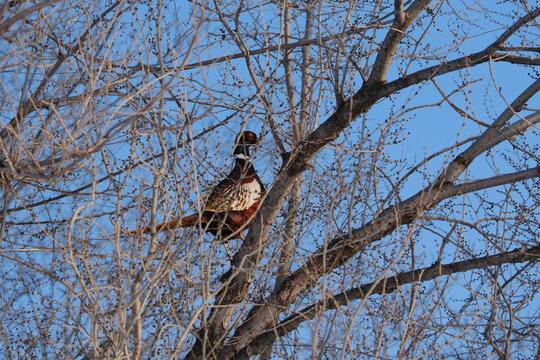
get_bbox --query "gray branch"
[185,7,540,360]
[236,244,540,359]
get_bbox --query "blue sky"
[0,0,538,358]
[126,1,540,356]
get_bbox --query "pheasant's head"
[234,131,259,157]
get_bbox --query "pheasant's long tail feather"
[128,214,202,235]
[179,214,202,227]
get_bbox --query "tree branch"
[366,0,431,86]
[435,85,540,185]
[382,7,540,97]
[0,0,63,34]
[0,0,125,140]
[222,164,540,359]
[186,7,540,360]
[236,244,540,359]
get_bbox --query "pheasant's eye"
[246,133,256,141]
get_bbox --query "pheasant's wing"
[205,177,263,213]
[204,179,237,213]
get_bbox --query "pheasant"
[131,131,265,240]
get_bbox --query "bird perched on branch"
[130,131,265,241]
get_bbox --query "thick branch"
[436,85,540,185]
[383,7,540,97]
[223,165,540,358]
[187,7,540,360]
[493,53,540,65]
[236,244,540,359]
[367,0,431,86]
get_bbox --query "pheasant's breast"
[229,178,262,211]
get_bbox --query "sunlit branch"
[128,26,377,74]
[0,0,63,34]
[217,108,540,358]
[367,0,431,87]
[0,0,125,140]
[236,244,540,358]
[383,7,540,98]
[2,98,258,213]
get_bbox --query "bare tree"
[0,0,539,359]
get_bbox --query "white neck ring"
[235,153,250,160]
